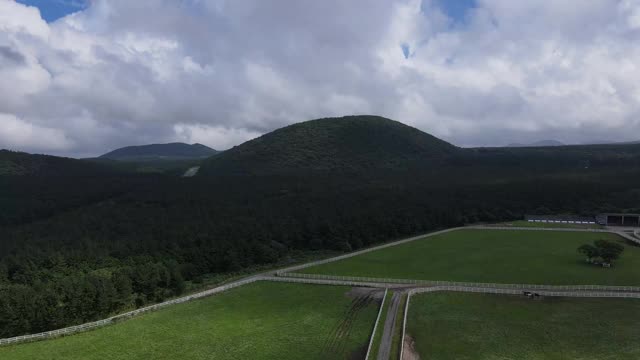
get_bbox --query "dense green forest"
[1,116,640,338]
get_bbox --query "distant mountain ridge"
[100,142,217,161]
[507,140,565,147]
[0,150,116,176]
[199,115,459,175]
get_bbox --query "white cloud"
[173,123,261,150]
[0,113,72,151]
[1,0,640,155]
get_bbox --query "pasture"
[0,282,380,360]
[405,292,640,359]
[299,229,640,285]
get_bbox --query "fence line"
[398,291,410,360]
[469,226,640,246]
[277,272,640,292]
[365,288,388,360]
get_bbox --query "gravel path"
[376,292,401,360]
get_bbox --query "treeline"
[0,259,184,337]
[1,167,640,337]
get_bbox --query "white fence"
[277,272,640,292]
[0,277,260,346]
[470,226,640,246]
[364,289,388,360]
[398,291,410,360]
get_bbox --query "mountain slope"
[507,140,565,147]
[0,150,116,176]
[199,115,458,175]
[100,143,217,161]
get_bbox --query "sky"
[2,0,640,157]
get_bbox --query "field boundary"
[364,288,387,360]
[277,272,640,292]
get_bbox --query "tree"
[578,240,625,267]
[594,239,625,265]
[577,244,598,263]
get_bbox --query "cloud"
[1,0,640,156]
[173,123,261,151]
[0,113,72,152]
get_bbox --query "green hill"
[0,150,116,176]
[100,143,217,161]
[199,115,458,175]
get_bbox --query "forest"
[1,116,640,337]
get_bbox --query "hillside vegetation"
[0,150,116,176]
[199,115,458,175]
[2,115,640,338]
[100,142,217,161]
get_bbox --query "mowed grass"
[406,292,640,360]
[300,229,640,285]
[0,282,379,360]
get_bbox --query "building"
[596,213,640,227]
[524,215,596,224]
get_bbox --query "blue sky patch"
[401,43,411,59]
[432,0,477,23]
[16,0,87,22]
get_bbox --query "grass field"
[0,282,380,360]
[300,229,640,285]
[405,292,640,359]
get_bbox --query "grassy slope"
[300,229,640,285]
[0,282,378,360]
[406,292,640,360]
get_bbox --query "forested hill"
[199,115,459,175]
[100,142,217,161]
[2,116,640,339]
[0,150,117,176]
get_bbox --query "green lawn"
[0,282,379,360]
[300,229,640,285]
[406,292,640,360]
